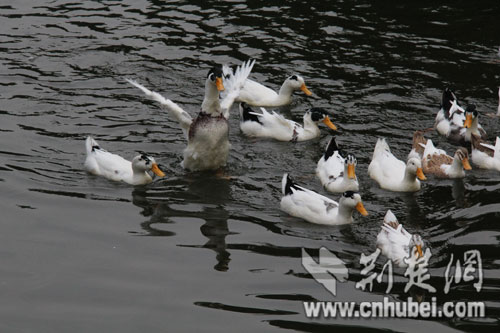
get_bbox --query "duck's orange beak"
[300,83,312,96]
[322,116,337,130]
[151,163,166,177]
[415,245,423,258]
[355,202,368,216]
[216,77,225,91]
[462,157,472,170]
[463,113,472,128]
[347,163,356,179]
[416,167,426,180]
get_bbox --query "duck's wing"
[318,151,344,184]
[237,79,279,105]
[381,223,411,248]
[441,88,458,120]
[220,59,255,118]
[494,137,500,158]
[84,137,132,180]
[422,139,448,159]
[126,79,192,139]
[286,186,339,218]
[411,130,427,157]
[471,134,494,158]
[422,139,452,174]
[255,108,297,132]
[370,139,406,180]
[270,109,298,130]
[282,173,338,211]
[449,100,466,127]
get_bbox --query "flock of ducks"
[84,59,500,267]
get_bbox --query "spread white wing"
[126,79,192,139]
[220,59,255,118]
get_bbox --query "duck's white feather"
[127,60,255,171]
[239,106,333,142]
[368,138,423,192]
[220,59,255,118]
[316,139,359,193]
[471,136,500,171]
[280,174,366,225]
[376,210,415,267]
[84,137,153,185]
[126,79,192,139]
[233,74,311,107]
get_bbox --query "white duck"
[434,89,486,143]
[84,136,165,185]
[368,138,426,192]
[448,104,487,144]
[435,88,466,137]
[230,73,312,107]
[316,137,359,193]
[280,173,368,225]
[127,59,254,171]
[239,103,337,142]
[471,134,500,171]
[376,210,424,267]
[420,139,472,178]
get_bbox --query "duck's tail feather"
[282,173,301,195]
[372,138,390,159]
[442,88,458,118]
[85,136,100,155]
[239,102,262,124]
[383,209,399,228]
[323,136,340,161]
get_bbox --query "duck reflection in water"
[131,173,233,271]
[188,173,232,272]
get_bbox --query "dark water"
[1,1,500,332]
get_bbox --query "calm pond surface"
[1,1,499,332]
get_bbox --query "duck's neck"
[132,170,152,185]
[341,164,357,187]
[201,81,222,115]
[403,168,419,188]
[337,204,354,223]
[277,82,294,104]
[301,116,320,139]
[465,117,479,140]
[448,156,465,177]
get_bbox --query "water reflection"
[131,187,176,237]
[132,174,233,271]
[195,204,229,271]
[188,174,232,271]
[451,178,466,206]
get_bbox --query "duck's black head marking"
[465,104,478,117]
[139,153,151,165]
[310,107,328,122]
[208,65,223,80]
[343,191,356,199]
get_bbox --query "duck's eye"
[209,73,215,81]
[290,75,298,81]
